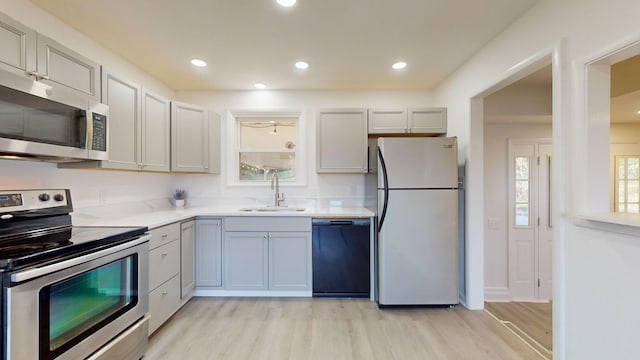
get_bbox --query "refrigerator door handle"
[378,146,389,233]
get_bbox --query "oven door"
[6,235,149,360]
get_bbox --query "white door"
[507,140,552,301]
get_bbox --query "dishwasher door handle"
[329,220,353,226]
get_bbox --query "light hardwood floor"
[147,298,544,359]
[484,301,552,356]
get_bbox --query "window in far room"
[615,155,640,213]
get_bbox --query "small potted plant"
[173,188,186,207]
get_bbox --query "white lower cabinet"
[148,275,181,335]
[180,221,196,301]
[147,223,181,335]
[223,217,312,292]
[224,231,269,290]
[147,220,196,335]
[149,240,180,291]
[269,231,312,290]
[195,218,223,287]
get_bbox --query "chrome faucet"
[270,171,285,207]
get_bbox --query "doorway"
[480,59,554,357]
[482,64,553,303]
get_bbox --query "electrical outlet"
[488,218,499,230]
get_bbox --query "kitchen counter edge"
[72,206,375,229]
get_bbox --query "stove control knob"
[39,193,50,202]
[54,194,64,202]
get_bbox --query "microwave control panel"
[91,113,107,151]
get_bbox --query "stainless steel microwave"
[0,69,108,162]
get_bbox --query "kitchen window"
[227,110,306,185]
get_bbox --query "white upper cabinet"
[368,107,447,134]
[408,108,447,134]
[36,34,101,102]
[208,111,221,174]
[0,12,36,75]
[100,70,141,170]
[0,14,100,102]
[367,108,407,134]
[141,89,170,172]
[171,101,210,173]
[317,108,368,173]
[63,71,171,172]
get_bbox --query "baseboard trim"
[484,286,510,302]
[193,288,312,297]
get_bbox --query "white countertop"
[72,202,374,229]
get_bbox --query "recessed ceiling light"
[392,62,407,70]
[637,110,640,115]
[190,59,207,67]
[295,61,309,70]
[254,83,267,89]
[277,0,296,7]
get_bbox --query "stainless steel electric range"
[0,189,150,360]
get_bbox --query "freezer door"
[378,189,458,305]
[378,137,458,189]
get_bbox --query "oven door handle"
[11,234,151,283]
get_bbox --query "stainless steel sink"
[239,206,306,212]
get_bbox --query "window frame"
[225,109,307,186]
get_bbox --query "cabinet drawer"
[149,275,181,335]
[225,216,311,232]
[148,223,180,250]
[149,239,180,291]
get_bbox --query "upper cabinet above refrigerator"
[368,107,447,135]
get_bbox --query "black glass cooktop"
[0,225,148,271]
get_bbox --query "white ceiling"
[30,0,538,91]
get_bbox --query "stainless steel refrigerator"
[373,137,459,306]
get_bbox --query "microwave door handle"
[85,110,93,150]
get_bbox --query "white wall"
[174,90,434,208]
[434,0,640,358]
[0,159,175,209]
[483,123,552,300]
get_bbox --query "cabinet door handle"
[162,291,168,296]
[183,225,193,231]
[263,234,267,239]
[161,234,168,239]
[25,71,49,81]
[161,252,168,257]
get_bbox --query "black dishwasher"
[312,218,370,297]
